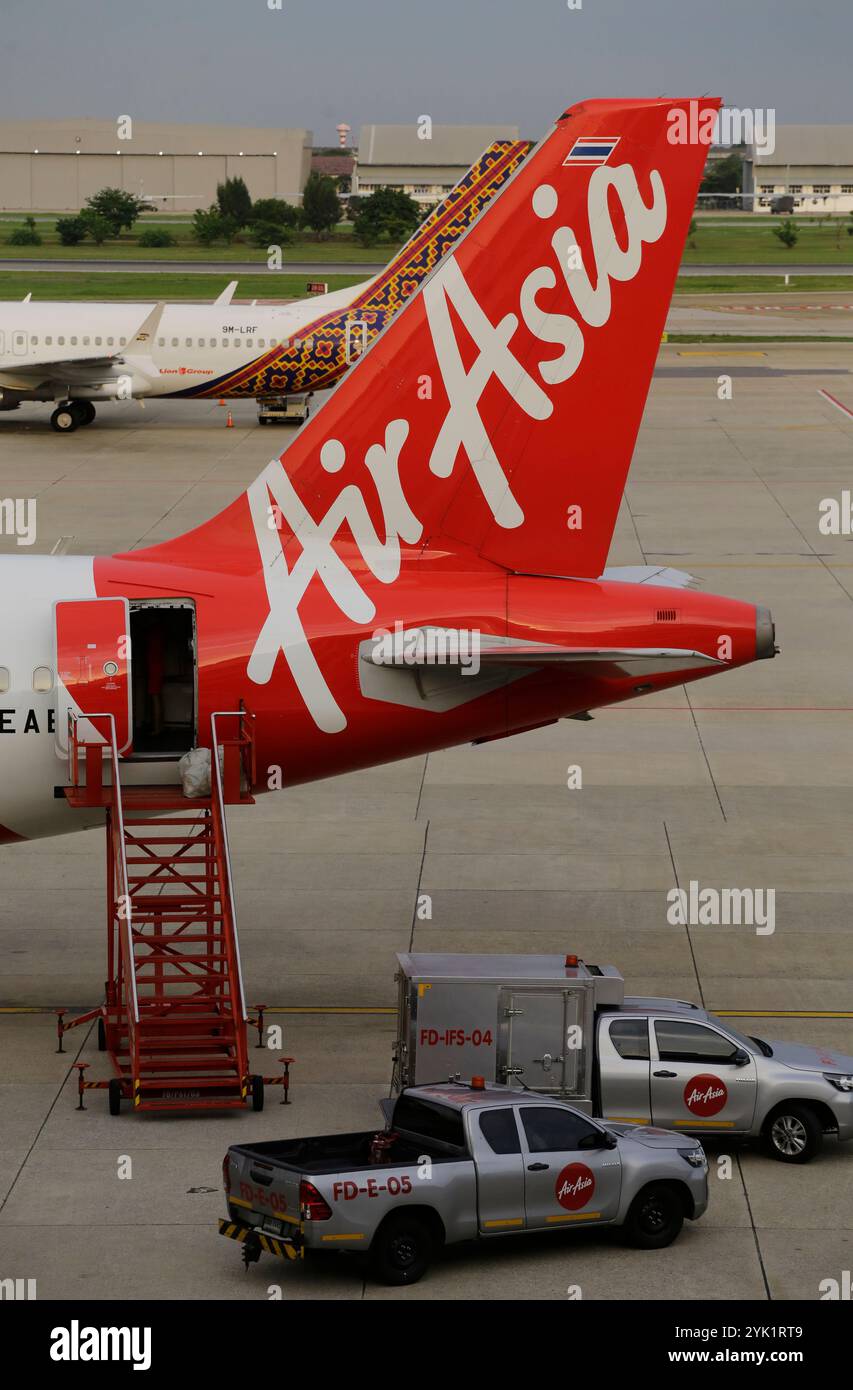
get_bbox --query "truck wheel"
[251,1075,264,1112]
[108,1078,122,1116]
[368,1213,433,1285]
[623,1183,684,1249]
[765,1103,823,1163]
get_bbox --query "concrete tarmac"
[1,344,852,1301]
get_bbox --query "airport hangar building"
[0,119,313,212]
[352,123,520,207]
[744,124,853,213]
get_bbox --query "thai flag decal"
[563,136,620,166]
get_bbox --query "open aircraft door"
[54,598,132,756]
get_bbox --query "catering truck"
[392,954,853,1163]
[219,1081,709,1284]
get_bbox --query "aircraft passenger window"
[32,666,53,693]
[83,336,90,345]
[171,337,179,347]
[246,339,253,348]
[58,336,65,345]
[70,336,78,345]
[107,337,114,346]
[32,336,38,345]
[46,336,52,345]
[0,667,9,694]
[95,337,102,346]
[157,337,165,347]
[185,338,192,348]
[234,338,241,348]
[210,338,217,347]
[120,337,127,346]
[222,338,229,348]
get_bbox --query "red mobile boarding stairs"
[58,708,266,1115]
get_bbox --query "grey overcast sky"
[1,0,849,144]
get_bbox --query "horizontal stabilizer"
[601,565,699,589]
[364,629,722,678]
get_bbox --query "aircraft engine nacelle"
[0,389,21,411]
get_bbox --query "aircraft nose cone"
[756,605,777,659]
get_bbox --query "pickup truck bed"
[230,1130,459,1177]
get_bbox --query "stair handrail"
[67,710,140,1028]
[209,710,253,1025]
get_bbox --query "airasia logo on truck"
[684,1074,728,1117]
[555,1163,596,1211]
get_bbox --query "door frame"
[127,597,198,760]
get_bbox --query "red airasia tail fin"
[145,98,718,583]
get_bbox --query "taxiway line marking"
[818,387,853,419]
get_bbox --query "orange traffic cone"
[219,398,226,406]
[226,410,234,428]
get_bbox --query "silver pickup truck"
[219,1081,708,1284]
[393,955,853,1164]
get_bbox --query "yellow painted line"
[228,1196,252,1210]
[546,1212,602,1224]
[0,1005,396,1016]
[264,1007,396,1016]
[320,1232,366,1243]
[716,1011,853,1019]
[673,1120,736,1129]
[483,1218,524,1229]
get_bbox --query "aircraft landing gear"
[50,401,96,433]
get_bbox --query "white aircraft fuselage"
[0,283,370,404]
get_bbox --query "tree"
[83,187,147,236]
[192,206,239,245]
[138,227,176,247]
[7,224,42,246]
[250,198,299,229]
[250,220,293,249]
[773,218,798,249]
[700,151,744,196]
[352,186,421,247]
[300,171,342,239]
[56,216,87,246]
[79,209,110,245]
[216,176,253,227]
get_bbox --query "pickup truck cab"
[220,1081,708,1284]
[598,999,853,1163]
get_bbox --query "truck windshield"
[708,1016,769,1056]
